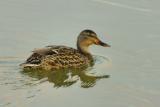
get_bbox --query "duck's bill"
[98,40,111,47]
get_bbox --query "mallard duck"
[21,29,110,70]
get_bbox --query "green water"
[0,0,160,107]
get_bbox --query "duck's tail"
[20,63,40,69]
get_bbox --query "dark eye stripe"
[88,34,97,38]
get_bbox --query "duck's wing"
[21,46,91,69]
[33,46,58,55]
[23,46,59,65]
[40,46,91,69]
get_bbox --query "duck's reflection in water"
[21,68,109,88]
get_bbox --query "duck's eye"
[90,34,95,37]
[83,36,89,39]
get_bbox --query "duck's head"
[77,29,110,54]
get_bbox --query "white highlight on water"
[92,0,152,13]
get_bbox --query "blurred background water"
[0,0,160,107]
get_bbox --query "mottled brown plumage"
[21,29,110,70]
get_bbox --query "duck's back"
[22,45,93,70]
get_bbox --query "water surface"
[0,0,160,107]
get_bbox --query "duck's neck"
[77,43,94,66]
[77,42,91,56]
[77,41,94,65]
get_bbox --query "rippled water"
[0,0,160,107]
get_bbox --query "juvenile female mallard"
[21,29,110,70]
